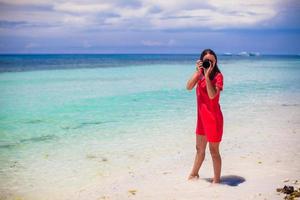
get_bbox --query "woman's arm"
[186,60,203,90]
[204,62,220,99]
[205,78,219,99]
[186,71,201,90]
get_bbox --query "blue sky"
[0,0,299,54]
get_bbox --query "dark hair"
[200,49,221,80]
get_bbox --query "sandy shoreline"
[78,101,300,200]
[1,99,300,200]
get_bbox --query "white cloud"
[53,2,112,13]
[62,15,87,26]
[141,40,162,46]
[0,0,55,6]
[25,42,40,48]
[167,39,176,46]
[0,0,286,32]
[141,39,176,46]
[147,0,278,30]
[82,40,92,48]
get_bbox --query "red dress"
[195,72,224,142]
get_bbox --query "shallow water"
[0,54,299,199]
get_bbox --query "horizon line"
[0,53,299,56]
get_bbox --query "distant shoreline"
[0,54,299,74]
[0,53,299,56]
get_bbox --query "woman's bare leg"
[209,142,221,183]
[188,134,207,180]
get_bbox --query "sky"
[0,0,299,54]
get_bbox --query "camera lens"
[202,60,210,69]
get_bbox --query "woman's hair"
[200,49,221,80]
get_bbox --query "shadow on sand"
[205,175,246,186]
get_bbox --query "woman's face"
[202,53,216,68]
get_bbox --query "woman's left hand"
[205,61,215,78]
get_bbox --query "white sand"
[2,98,300,200]
[70,104,298,199]
[76,101,300,200]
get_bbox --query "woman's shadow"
[205,175,246,186]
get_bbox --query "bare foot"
[212,179,220,184]
[188,174,199,180]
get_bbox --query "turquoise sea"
[0,54,300,198]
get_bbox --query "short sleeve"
[215,73,223,91]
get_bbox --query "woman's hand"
[204,61,218,99]
[186,60,203,90]
[204,61,215,78]
[196,60,204,75]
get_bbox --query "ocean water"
[0,54,300,198]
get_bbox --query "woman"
[186,49,224,183]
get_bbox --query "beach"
[0,54,299,200]
[71,102,300,200]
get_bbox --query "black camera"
[202,59,211,69]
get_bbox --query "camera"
[202,59,211,69]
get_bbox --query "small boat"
[238,51,249,56]
[249,52,260,56]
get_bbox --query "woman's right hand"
[196,60,204,75]
[186,60,203,90]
